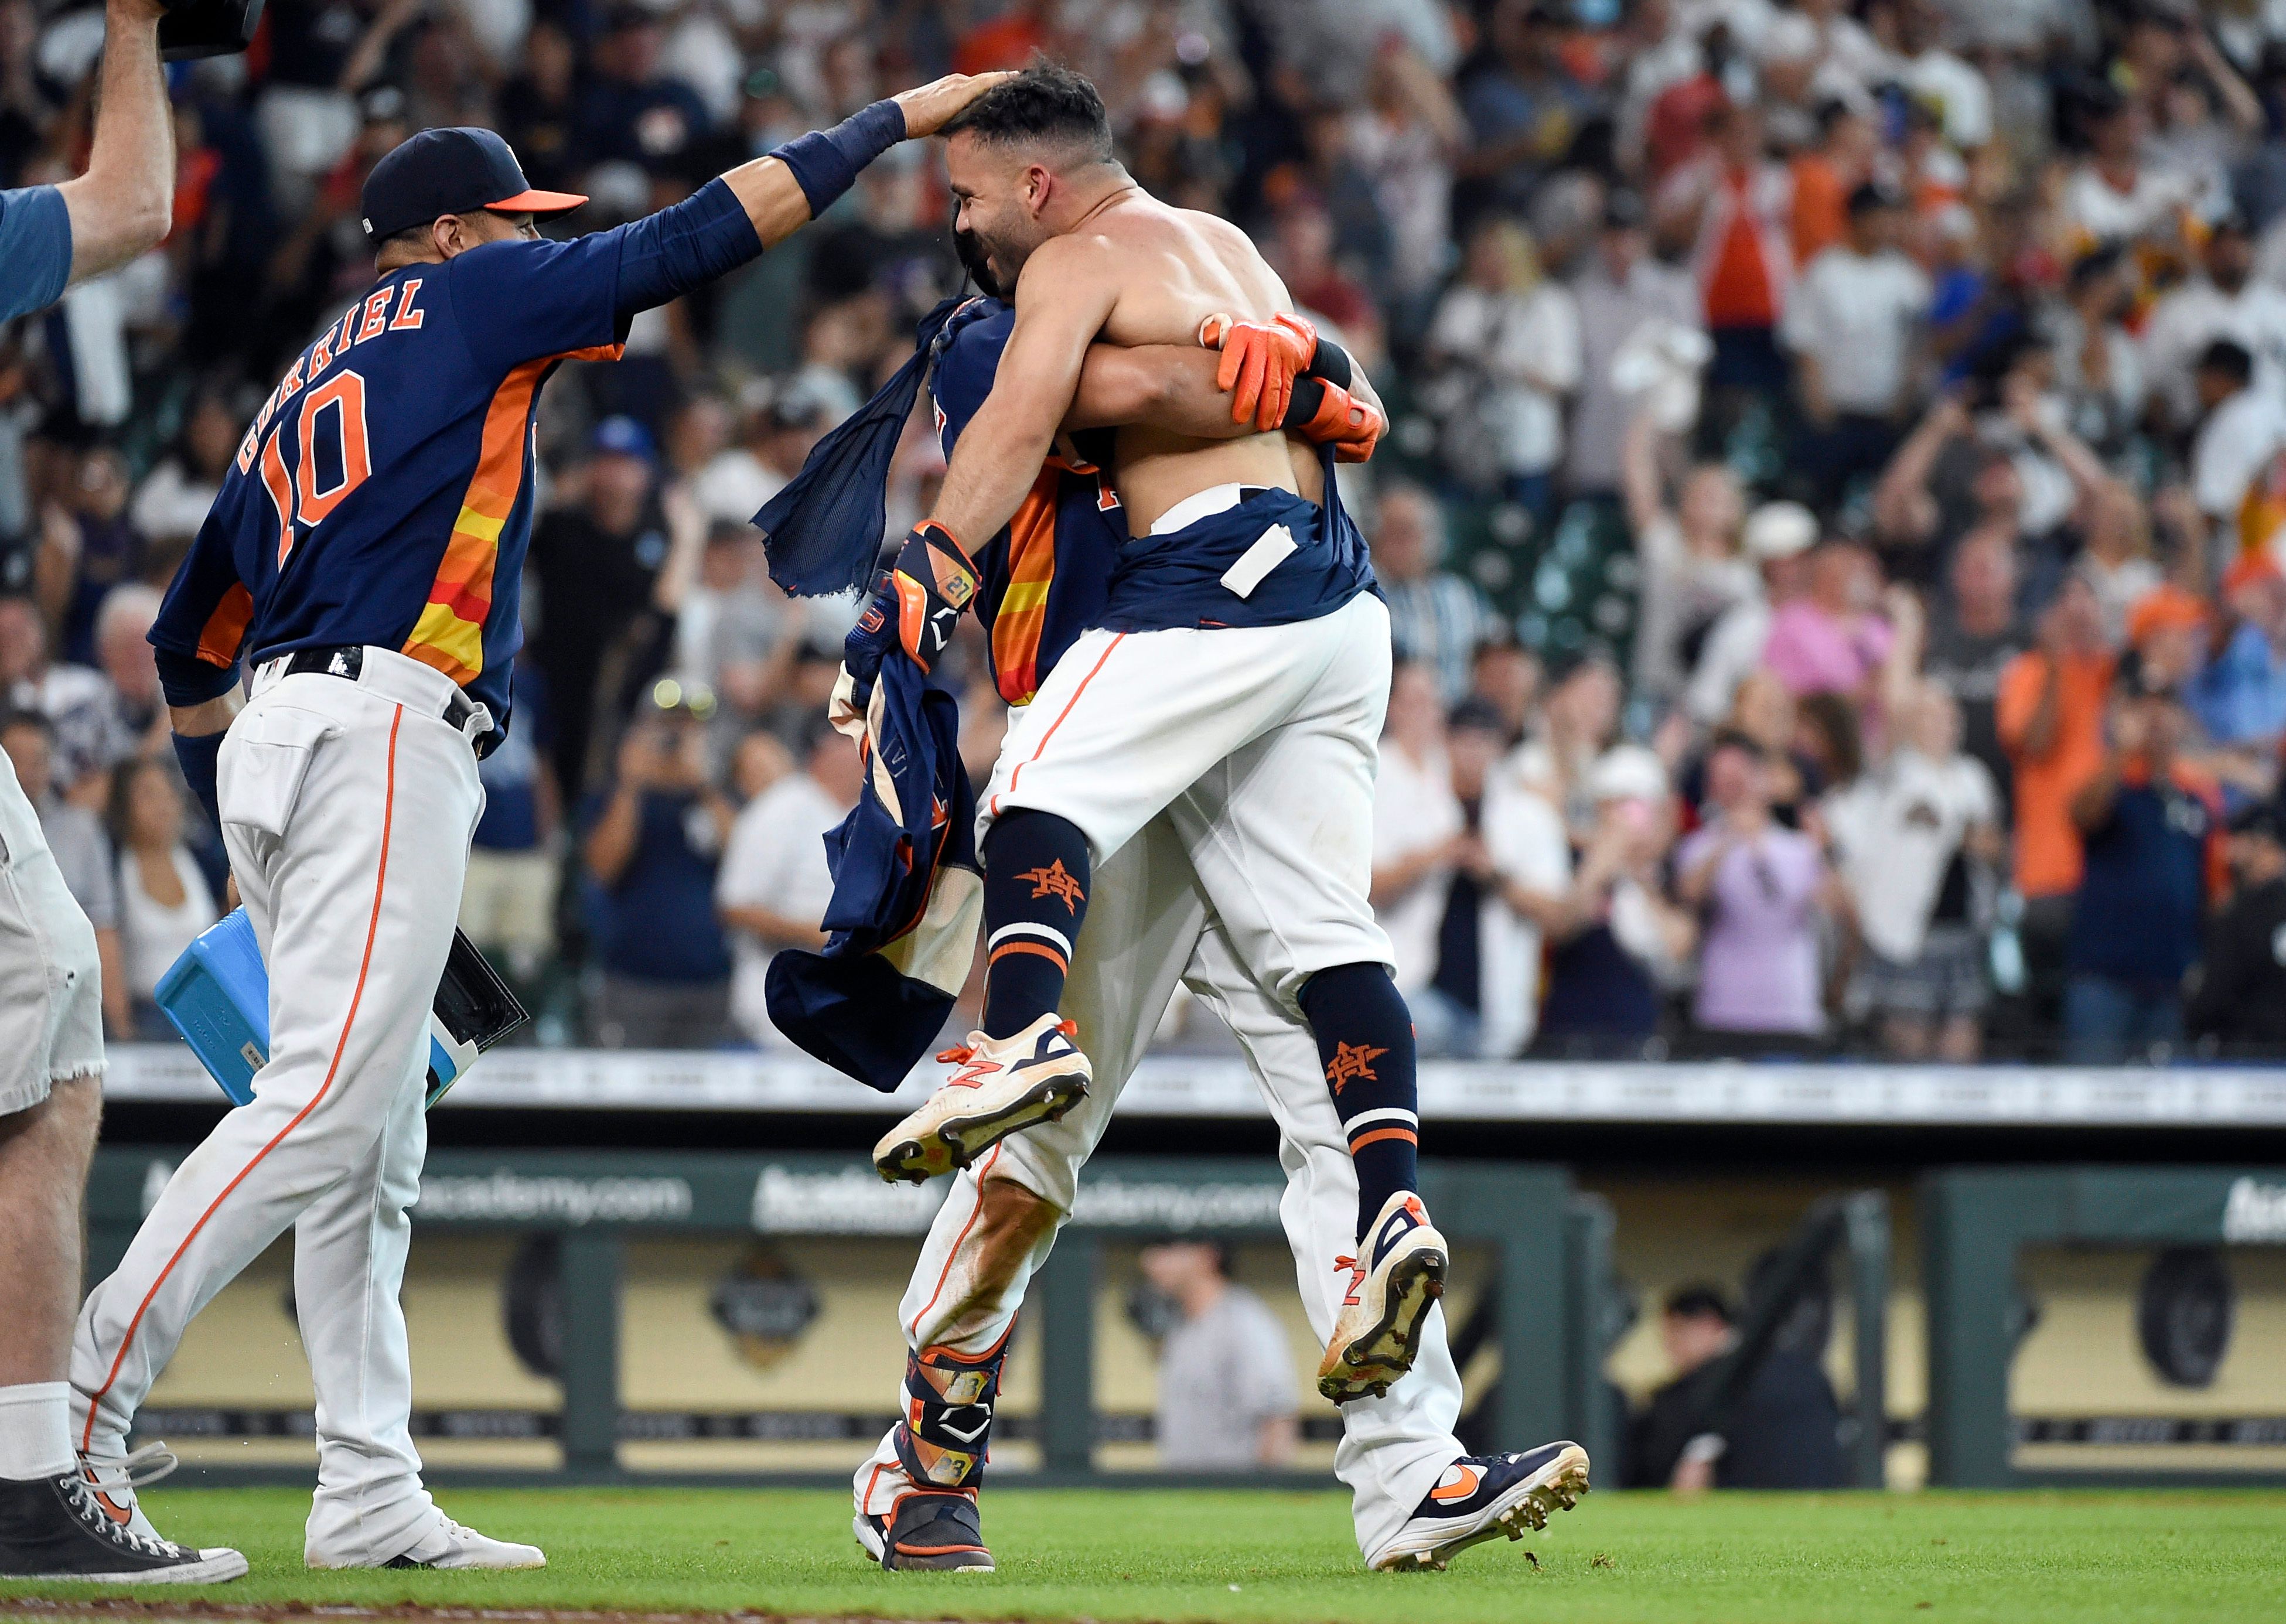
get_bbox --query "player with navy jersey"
[848,298,1581,1575]
[66,76,1006,1572]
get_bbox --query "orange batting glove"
[1293,380,1386,463]
[1197,310,1319,432]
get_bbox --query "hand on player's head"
[893,71,1018,139]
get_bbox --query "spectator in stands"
[1373,483,1499,705]
[1533,746,1694,1057]
[107,756,217,1039]
[578,3,711,174]
[2186,800,2286,1054]
[1998,575,2113,1023]
[129,386,241,555]
[1685,500,1818,726]
[718,719,862,1049]
[1657,100,1794,414]
[1676,732,1840,1051]
[1760,539,1895,703]
[1781,182,1931,507]
[1830,681,2004,1061]
[1623,408,1753,706]
[1923,530,2031,813]
[1628,1282,1848,1492]
[1514,649,1624,837]
[1457,0,1598,221]
[2188,556,2286,765]
[1372,661,1466,1047]
[1420,699,1510,1056]
[579,684,735,1049]
[1567,187,1700,502]
[89,582,166,771]
[2063,656,2223,1062]
[2191,340,2286,548]
[0,711,124,1035]
[1476,719,1574,1059]
[1423,215,1581,518]
[533,417,675,800]
[460,649,561,991]
[2141,214,2286,433]
[1469,637,1541,746]
[1138,1240,1298,1471]
[0,595,114,806]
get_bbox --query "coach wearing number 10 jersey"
[67,77,1005,1572]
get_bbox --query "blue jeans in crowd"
[2062,974,2183,1064]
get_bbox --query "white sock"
[0,1383,73,1481]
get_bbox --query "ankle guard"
[892,1341,1006,1490]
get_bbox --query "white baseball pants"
[978,588,1397,1010]
[854,817,1465,1560]
[73,648,485,1566]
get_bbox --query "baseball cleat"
[369,1516,545,1570]
[1319,1191,1448,1403]
[0,1471,248,1583]
[873,1014,1091,1185]
[1368,1443,1591,1572]
[858,1492,994,1571]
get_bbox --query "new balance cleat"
[873,1014,1091,1184]
[369,1516,545,1571]
[0,1471,247,1583]
[1369,1443,1591,1572]
[859,1492,994,1571]
[1319,1191,1448,1403]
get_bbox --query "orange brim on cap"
[489,188,588,215]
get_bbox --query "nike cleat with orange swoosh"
[1367,1443,1592,1572]
[70,1442,245,1577]
[1319,1191,1449,1402]
[872,1013,1091,1184]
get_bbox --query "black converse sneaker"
[1367,1444,1591,1572]
[0,1471,247,1583]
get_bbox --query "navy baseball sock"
[979,811,1091,1040]
[1299,964,1420,1243]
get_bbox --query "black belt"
[277,644,487,753]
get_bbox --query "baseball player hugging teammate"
[765,67,1589,1575]
[53,72,1005,1577]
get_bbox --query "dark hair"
[2199,338,2254,385]
[1707,726,1764,764]
[107,754,175,848]
[1797,690,1863,783]
[0,708,54,742]
[939,63,1114,164]
[1664,1284,1734,1323]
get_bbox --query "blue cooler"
[156,909,521,1108]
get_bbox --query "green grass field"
[3,1486,2283,1623]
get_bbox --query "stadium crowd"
[10,0,2286,1062]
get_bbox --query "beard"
[954,226,1009,301]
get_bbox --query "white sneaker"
[363,1516,547,1571]
[872,1014,1091,1183]
[1319,1191,1449,1403]
[76,1442,246,1575]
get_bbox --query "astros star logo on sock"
[1018,859,1086,911]
[1325,1040,1387,1093]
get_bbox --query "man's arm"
[57,0,173,286]
[932,236,1121,548]
[722,74,1008,253]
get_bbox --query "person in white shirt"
[2140,217,2286,432]
[1827,681,2002,1060]
[1684,500,1819,726]
[1622,405,1754,705]
[107,756,219,1038]
[1892,0,1992,150]
[1780,182,1930,504]
[1422,215,1582,518]
[716,721,862,1048]
[2192,339,2286,543]
[1138,1240,1298,1471]
[2061,86,2217,252]
[1370,660,1464,1003]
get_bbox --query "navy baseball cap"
[360,127,587,242]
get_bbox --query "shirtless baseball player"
[64,73,1004,1572]
[847,67,1588,1572]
